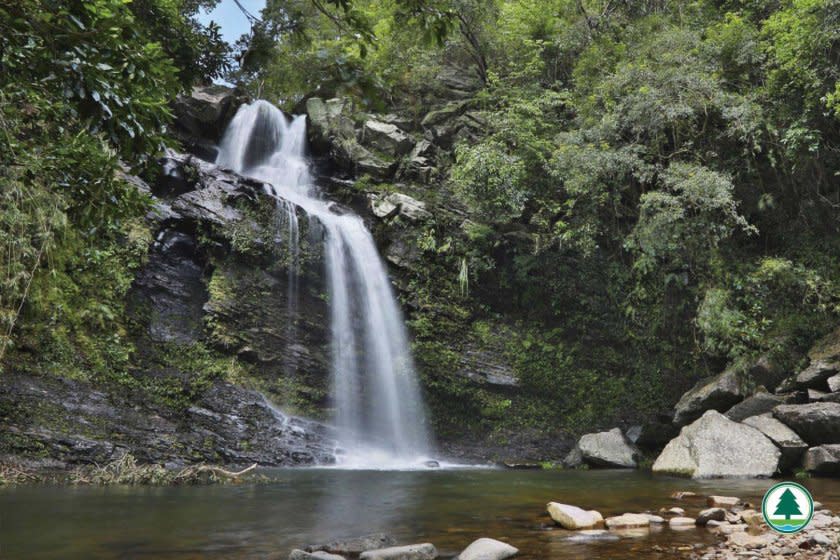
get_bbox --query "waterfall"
[216,100,432,467]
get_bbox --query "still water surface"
[1,469,838,559]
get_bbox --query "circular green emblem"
[761,481,814,534]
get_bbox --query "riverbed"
[1,469,839,559]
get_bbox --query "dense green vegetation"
[241,0,840,434]
[3,0,840,444]
[0,0,226,394]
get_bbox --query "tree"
[774,488,802,520]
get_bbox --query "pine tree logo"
[762,482,814,534]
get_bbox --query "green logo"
[762,481,814,534]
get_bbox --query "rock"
[707,496,740,507]
[742,413,808,469]
[359,544,437,560]
[670,491,700,500]
[668,517,697,528]
[773,402,840,444]
[455,538,517,560]
[577,428,640,468]
[634,421,678,450]
[604,513,651,529]
[673,367,747,426]
[562,446,584,469]
[546,503,600,529]
[803,444,840,475]
[747,355,788,391]
[664,507,686,516]
[564,530,619,543]
[626,425,642,443]
[716,523,747,535]
[652,411,780,478]
[808,532,834,546]
[307,534,397,555]
[0,371,337,468]
[369,193,432,222]
[697,508,726,525]
[828,374,840,393]
[360,120,414,157]
[588,510,604,523]
[739,509,763,528]
[173,84,242,143]
[797,360,839,389]
[423,460,440,468]
[642,514,665,523]
[728,531,777,549]
[726,393,786,422]
[290,551,346,560]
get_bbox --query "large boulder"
[803,445,840,476]
[796,361,839,389]
[577,428,639,468]
[673,367,747,426]
[742,413,808,470]
[455,538,518,560]
[305,98,395,180]
[360,120,414,157]
[725,392,786,422]
[652,410,780,478]
[173,84,242,145]
[773,402,840,444]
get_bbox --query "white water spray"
[217,100,432,468]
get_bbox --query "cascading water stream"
[216,100,432,468]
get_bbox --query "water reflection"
[1,469,839,559]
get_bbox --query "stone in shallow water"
[546,503,600,529]
[696,508,726,525]
[564,530,619,543]
[455,538,518,560]
[605,513,651,529]
[707,495,740,507]
[290,550,346,560]
[669,517,697,529]
[306,534,396,554]
[359,543,437,560]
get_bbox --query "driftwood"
[178,463,258,480]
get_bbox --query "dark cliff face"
[0,86,572,469]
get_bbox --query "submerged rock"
[455,538,518,560]
[290,550,346,560]
[307,534,397,555]
[564,530,619,543]
[577,428,639,468]
[359,543,437,560]
[604,513,651,529]
[652,411,780,478]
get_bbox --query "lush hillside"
[2,0,840,463]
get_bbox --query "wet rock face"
[130,229,207,344]
[0,372,337,468]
